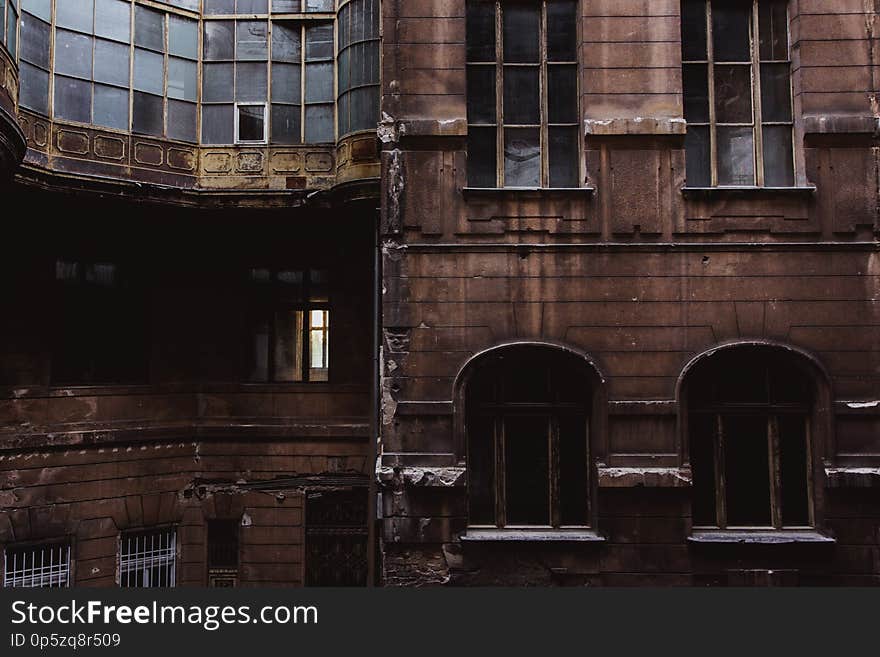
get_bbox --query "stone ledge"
[803,114,879,136]
[825,467,880,488]
[597,465,692,488]
[461,529,605,543]
[377,465,466,488]
[689,530,835,545]
[585,117,686,136]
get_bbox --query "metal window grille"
[119,529,176,588]
[3,543,71,588]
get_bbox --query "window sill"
[463,187,595,200]
[688,530,835,545]
[681,185,817,200]
[461,529,605,543]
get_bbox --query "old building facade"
[1,0,879,588]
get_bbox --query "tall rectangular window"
[207,520,239,587]
[681,0,794,187]
[3,542,71,588]
[247,268,330,383]
[337,0,380,136]
[466,0,580,188]
[119,528,176,588]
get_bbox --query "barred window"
[119,528,177,588]
[681,0,794,187]
[466,0,580,188]
[3,542,71,588]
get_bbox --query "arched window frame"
[453,342,606,537]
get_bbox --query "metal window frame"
[2,541,72,588]
[683,0,795,187]
[466,0,582,189]
[118,527,177,588]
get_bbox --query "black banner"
[1,588,877,655]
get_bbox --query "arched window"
[465,346,592,528]
[686,347,814,529]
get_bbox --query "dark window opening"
[681,0,794,187]
[52,259,149,386]
[466,347,592,528]
[246,268,330,383]
[687,348,813,529]
[208,519,239,587]
[305,489,368,586]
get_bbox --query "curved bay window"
[466,347,592,529]
[681,0,794,187]
[466,0,580,188]
[687,348,814,529]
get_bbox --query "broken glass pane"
[504,128,540,187]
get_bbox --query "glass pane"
[55,30,93,80]
[559,414,589,526]
[466,64,495,125]
[681,0,707,61]
[717,126,755,185]
[504,128,540,187]
[273,310,303,382]
[305,0,333,11]
[547,0,577,61]
[236,62,268,101]
[201,103,234,144]
[305,61,333,102]
[549,126,578,188]
[503,4,539,63]
[272,62,301,103]
[169,16,198,59]
[135,5,164,51]
[723,415,771,526]
[20,13,49,68]
[271,103,301,143]
[204,0,235,14]
[712,2,751,62]
[134,48,165,95]
[94,39,130,86]
[714,64,753,124]
[167,99,197,142]
[272,0,300,11]
[203,62,234,101]
[21,0,51,22]
[237,0,268,11]
[760,62,792,123]
[56,0,93,32]
[548,64,578,124]
[305,23,333,60]
[204,20,234,60]
[168,57,197,101]
[779,415,810,526]
[684,125,711,187]
[19,61,49,114]
[350,85,379,132]
[468,126,496,187]
[683,63,709,123]
[467,414,496,525]
[689,414,718,526]
[762,125,794,187]
[271,22,301,62]
[238,104,265,141]
[504,416,550,526]
[132,91,164,136]
[54,76,91,123]
[236,20,268,60]
[304,104,334,142]
[93,83,129,130]
[309,310,329,380]
[466,0,495,62]
[95,0,130,42]
[503,67,539,125]
[759,0,788,61]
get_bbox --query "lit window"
[247,268,330,383]
[3,542,71,588]
[681,0,794,187]
[119,528,176,588]
[466,0,580,188]
[688,348,813,529]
